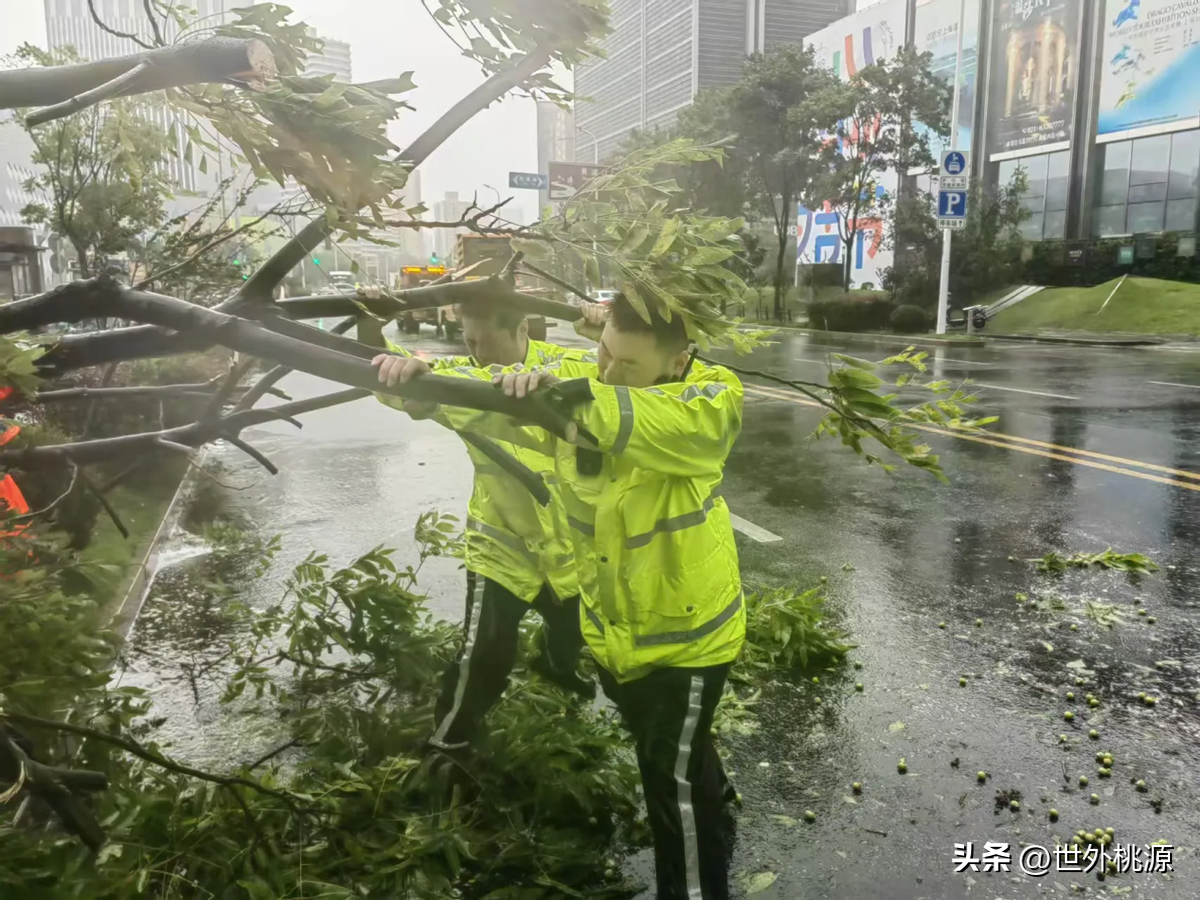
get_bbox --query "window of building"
[998,151,1069,240]
[1091,129,1200,237]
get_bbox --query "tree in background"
[727,46,840,319]
[11,45,174,279]
[885,171,1030,311]
[811,47,950,291]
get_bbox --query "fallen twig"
[3,712,311,812]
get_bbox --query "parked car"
[590,289,620,305]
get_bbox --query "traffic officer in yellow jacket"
[377,300,594,755]
[374,295,744,900]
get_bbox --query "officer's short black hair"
[455,301,526,335]
[608,292,690,352]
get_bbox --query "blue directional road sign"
[509,171,548,190]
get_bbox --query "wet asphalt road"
[122,324,1200,898]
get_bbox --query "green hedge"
[806,297,896,332]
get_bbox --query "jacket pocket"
[620,492,733,623]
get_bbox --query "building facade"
[574,0,850,161]
[303,32,353,82]
[431,192,470,264]
[792,0,1200,288]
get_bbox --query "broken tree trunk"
[0,37,276,116]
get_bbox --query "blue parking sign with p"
[938,190,967,218]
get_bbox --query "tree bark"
[773,190,792,321]
[0,38,275,112]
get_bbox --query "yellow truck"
[395,265,459,340]
[453,234,549,341]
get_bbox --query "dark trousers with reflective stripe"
[597,663,732,900]
[431,572,584,749]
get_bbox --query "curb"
[984,333,1164,347]
[109,445,208,641]
[743,324,986,348]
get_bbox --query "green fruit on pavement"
[1088,729,1099,739]
[804,810,816,822]
[1079,775,1089,786]
[1066,692,1075,700]
[1049,808,1059,820]
[1010,800,1020,811]
[852,782,862,793]
[977,771,987,782]
[1090,793,1100,805]
[959,677,968,687]
[855,682,864,692]
[1064,711,1075,721]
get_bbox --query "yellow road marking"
[744,383,1200,493]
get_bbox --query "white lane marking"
[730,513,783,543]
[974,382,1079,401]
[1149,380,1200,390]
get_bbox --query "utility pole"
[935,0,968,335]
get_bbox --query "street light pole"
[935,0,968,336]
[577,125,600,164]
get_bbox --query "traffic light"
[430,252,438,265]
[312,257,320,265]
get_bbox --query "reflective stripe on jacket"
[377,339,582,603]
[433,357,746,683]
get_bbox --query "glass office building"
[574,0,850,162]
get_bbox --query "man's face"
[461,314,527,367]
[596,322,688,387]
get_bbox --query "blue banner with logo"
[1097,0,1200,143]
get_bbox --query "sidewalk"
[984,331,1166,347]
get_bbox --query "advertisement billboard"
[914,0,981,159]
[802,0,909,289]
[1097,0,1200,143]
[804,0,908,81]
[985,0,1084,161]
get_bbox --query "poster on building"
[1096,0,1200,143]
[804,0,908,83]
[914,0,981,159]
[985,0,1084,161]
[802,0,908,289]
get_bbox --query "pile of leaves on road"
[0,508,851,899]
[1034,548,1159,575]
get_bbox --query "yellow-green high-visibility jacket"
[432,356,746,683]
[377,339,584,603]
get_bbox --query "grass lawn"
[990,277,1200,335]
[79,458,189,622]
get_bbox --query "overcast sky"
[1,1,571,224]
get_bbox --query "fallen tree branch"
[0,37,275,111]
[0,725,107,851]
[77,468,129,538]
[17,48,559,369]
[520,261,592,305]
[222,434,277,475]
[28,382,286,403]
[2,712,310,813]
[25,60,150,127]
